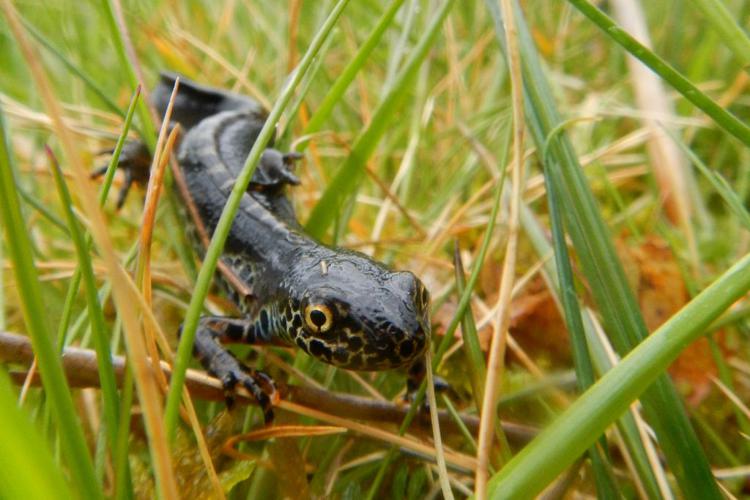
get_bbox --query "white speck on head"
[320,259,328,276]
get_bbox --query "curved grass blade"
[4,1,178,493]
[674,134,750,231]
[520,187,667,498]
[487,251,750,498]
[50,85,139,500]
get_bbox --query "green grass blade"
[305,0,456,239]
[164,0,352,442]
[567,0,750,148]
[96,87,142,206]
[485,1,722,497]
[0,370,73,500]
[581,312,668,499]
[98,0,157,149]
[487,252,750,498]
[19,14,126,120]
[545,166,621,498]
[47,148,120,465]
[301,0,406,139]
[674,136,750,231]
[684,0,750,70]
[0,106,102,499]
[114,364,135,500]
[521,189,665,498]
[437,151,507,374]
[453,244,486,408]
[0,236,3,332]
[16,186,70,235]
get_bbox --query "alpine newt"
[100,72,432,421]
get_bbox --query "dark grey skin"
[102,73,434,421]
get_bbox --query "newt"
[99,73,433,421]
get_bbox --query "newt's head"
[281,252,430,370]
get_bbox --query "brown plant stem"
[0,330,535,444]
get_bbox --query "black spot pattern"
[332,347,349,364]
[225,322,244,341]
[309,339,326,357]
[347,335,363,350]
[259,309,269,335]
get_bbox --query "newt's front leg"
[91,140,152,209]
[187,316,280,423]
[406,357,450,401]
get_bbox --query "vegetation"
[1,0,749,498]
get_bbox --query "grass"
[1,0,750,498]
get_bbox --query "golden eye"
[304,304,333,333]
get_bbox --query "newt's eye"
[304,303,333,333]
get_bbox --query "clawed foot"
[90,140,151,209]
[190,322,279,424]
[219,366,278,424]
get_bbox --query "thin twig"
[0,331,536,445]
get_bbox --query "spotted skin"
[105,73,433,421]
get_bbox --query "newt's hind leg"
[186,316,278,423]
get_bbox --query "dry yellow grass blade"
[475,0,526,497]
[170,27,271,109]
[222,425,347,460]
[712,376,750,421]
[132,77,224,499]
[277,400,478,472]
[426,348,454,499]
[0,2,178,496]
[138,128,180,394]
